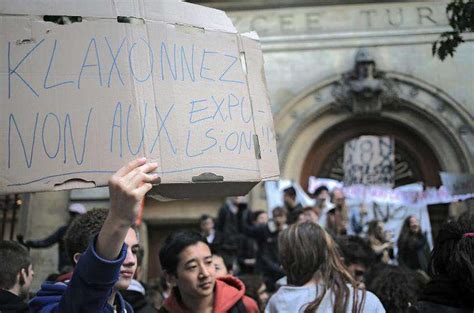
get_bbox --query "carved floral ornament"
[331,48,400,114]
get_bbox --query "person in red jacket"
[158,231,259,313]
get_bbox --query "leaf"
[433,0,472,60]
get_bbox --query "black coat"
[410,276,473,313]
[0,289,29,313]
[410,301,472,313]
[241,210,285,291]
[121,290,157,313]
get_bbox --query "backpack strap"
[229,298,247,313]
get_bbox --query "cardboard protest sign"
[343,136,395,187]
[0,1,279,198]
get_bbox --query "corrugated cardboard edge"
[238,32,280,181]
[0,0,237,33]
[241,31,260,41]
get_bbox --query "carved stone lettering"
[360,9,377,28]
[279,14,295,33]
[228,3,448,37]
[417,7,438,25]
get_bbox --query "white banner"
[346,199,433,251]
[309,177,474,206]
[265,179,435,251]
[440,172,474,196]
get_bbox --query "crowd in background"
[0,163,473,313]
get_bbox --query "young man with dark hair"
[337,235,375,285]
[158,231,258,313]
[199,214,217,245]
[211,248,232,278]
[282,186,302,225]
[0,240,34,313]
[312,185,329,200]
[29,158,159,313]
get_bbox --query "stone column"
[21,191,69,292]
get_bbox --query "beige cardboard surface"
[0,0,279,198]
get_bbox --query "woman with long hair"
[367,220,393,263]
[397,216,430,272]
[265,222,385,313]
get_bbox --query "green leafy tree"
[433,0,474,60]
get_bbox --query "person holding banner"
[29,158,159,313]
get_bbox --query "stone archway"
[275,71,473,186]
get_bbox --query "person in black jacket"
[397,216,430,273]
[215,197,247,269]
[283,187,303,225]
[241,206,287,292]
[410,212,474,313]
[0,240,34,313]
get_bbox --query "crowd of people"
[0,159,472,313]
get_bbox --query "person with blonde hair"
[266,222,385,313]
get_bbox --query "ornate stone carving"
[332,48,400,114]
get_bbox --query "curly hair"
[64,208,108,264]
[367,265,417,313]
[429,212,474,306]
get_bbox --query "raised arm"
[96,157,159,260]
